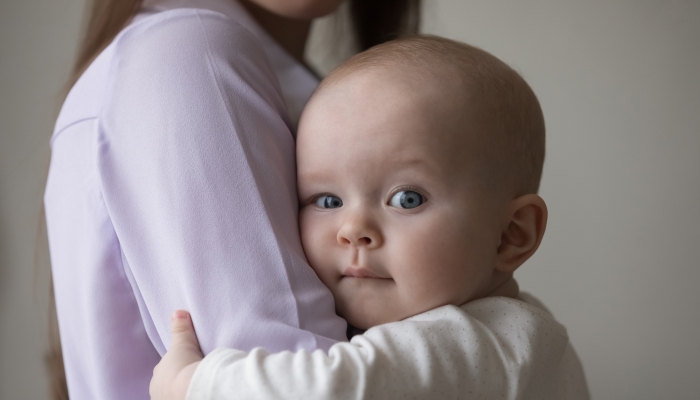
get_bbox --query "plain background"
[1,0,698,398]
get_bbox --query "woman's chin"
[247,0,343,20]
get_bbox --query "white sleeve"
[187,299,589,400]
[98,9,345,357]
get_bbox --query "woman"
[44,0,420,398]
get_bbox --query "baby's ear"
[495,194,548,274]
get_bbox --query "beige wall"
[417,2,700,398]
[1,0,698,398]
[0,0,86,399]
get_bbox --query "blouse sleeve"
[97,9,346,356]
[185,301,586,400]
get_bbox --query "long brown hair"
[48,1,420,398]
[350,0,420,51]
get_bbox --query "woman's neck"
[239,1,311,63]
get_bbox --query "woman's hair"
[66,0,142,95]
[350,0,421,51]
[48,1,421,399]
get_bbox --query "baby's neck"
[346,324,365,340]
[485,276,520,299]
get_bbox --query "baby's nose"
[337,214,383,248]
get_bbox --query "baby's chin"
[340,307,392,331]
[335,292,409,330]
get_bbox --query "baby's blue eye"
[390,191,424,209]
[316,195,343,209]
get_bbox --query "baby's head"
[297,36,547,329]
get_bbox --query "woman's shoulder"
[55,9,265,137]
[56,6,289,142]
[114,8,264,64]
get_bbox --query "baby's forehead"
[301,69,488,182]
[317,64,476,133]
[302,36,545,196]
[322,60,466,102]
[316,65,469,126]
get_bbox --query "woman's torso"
[45,1,345,398]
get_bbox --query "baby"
[151,36,589,399]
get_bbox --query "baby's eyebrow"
[400,157,429,166]
[297,170,333,183]
[394,156,440,174]
[296,171,342,195]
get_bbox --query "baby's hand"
[150,310,203,400]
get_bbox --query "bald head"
[318,36,545,195]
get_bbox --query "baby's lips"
[342,267,390,279]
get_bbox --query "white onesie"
[187,294,589,400]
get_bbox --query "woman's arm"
[99,9,346,356]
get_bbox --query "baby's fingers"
[171,310,202,353]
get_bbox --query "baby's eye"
[389,190,424,209]
[315,195,343,209]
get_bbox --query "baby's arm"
[152,298,574,400]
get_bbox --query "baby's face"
[297,68,507,329]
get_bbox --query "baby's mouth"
[342,267,391,280]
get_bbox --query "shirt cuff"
[186,347,247,400]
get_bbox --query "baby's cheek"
[300,221,337,285]
[394,222,478,307]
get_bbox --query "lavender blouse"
[44,0,346,398]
